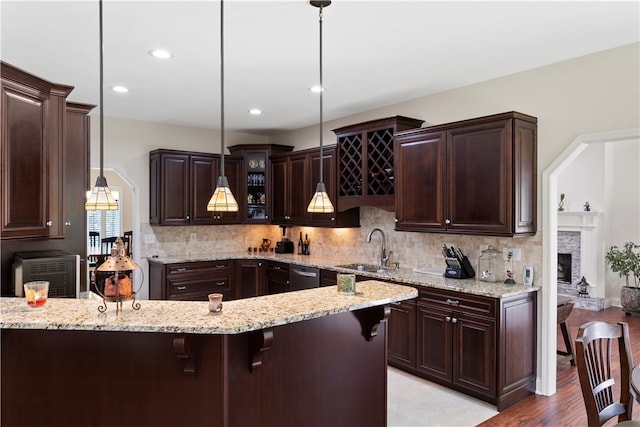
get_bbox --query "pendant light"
[207,0,239,212]
[307,0,335,213]
[85,0,118,211]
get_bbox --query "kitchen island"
[1,281,417,427]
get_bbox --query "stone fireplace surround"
[557,211,604,310]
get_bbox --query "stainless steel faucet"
[366,228,392,268]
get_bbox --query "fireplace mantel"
[558,211,602,229]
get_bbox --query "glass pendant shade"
[85,175,118,210]
[307,182,334,213]
[207,176,239,212]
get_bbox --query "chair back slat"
[575,321,635,427]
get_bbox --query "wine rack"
[333,116,424,212]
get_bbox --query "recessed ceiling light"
[249,108,262,115]
[112,86,129,93]
[310,86,324,93]
[149,49,173,59]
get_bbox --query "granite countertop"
[149,252,539,299]
[0,281,417,334]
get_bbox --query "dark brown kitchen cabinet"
[308,146,360,227]
[333,116,424,212]
[149,260,235,301]
[265,260,289,294]
[1,61,73,240]
[388,298,417,370]
[227,144,294,224]
[402,287,537,411]
[394,112,537,236]
[235,259,265,298]
[271,152,308,225]
[149,149,241,225]
[270,146,359,227]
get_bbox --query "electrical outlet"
[144,234,155,244]
[503,248,522,261]
[479,244,489,252]
[190,233,197,242]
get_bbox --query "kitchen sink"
[335,263,393,274]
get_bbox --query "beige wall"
[93,42,640,299]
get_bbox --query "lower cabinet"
[235,259,265,298]
[388,286,537,411]
[388,299,417,370]
[149,260,234,301]
[265,261,289,294]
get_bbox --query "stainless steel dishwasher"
[289,265,320,291]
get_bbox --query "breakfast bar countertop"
[0,280,417,334]
[148,252,540,299]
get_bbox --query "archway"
[539,128,640,395]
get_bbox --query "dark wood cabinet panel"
[265,260,289,294]
[271,153,308,225]
[235,259,265,298]
[1,62,73,240]
[333,116,424,212]
[395,112,537,236]
[150,260,235,301]
[149,149,242,225]
[394,130,446,231]
[308,146,360,227]
[388,299,417,370]
[190,155,216,225]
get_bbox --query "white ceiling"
[2,1,639,136]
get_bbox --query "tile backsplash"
[141,206,542,283]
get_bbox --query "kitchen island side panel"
[226,309,388,427]
[1,307,388,427]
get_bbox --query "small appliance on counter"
[12,250,80,298]
[275,226,294,254]
[441,244,475,279]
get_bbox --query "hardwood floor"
[478,306,640,426]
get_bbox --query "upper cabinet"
[228,144,293,224]
[394,112,537,236]
[270,146,360,228]
[149,149,242,225]
[1,61,74,240]
[271,152,308,225]
[333,116,424,212]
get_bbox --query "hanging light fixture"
[208,0,239,212]
[307,1,335,213]
[85,0,118,211]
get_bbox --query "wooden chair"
[101,236,118,257]
[575,321,640,427]
[557,298,575,366]
[89,231,100,248]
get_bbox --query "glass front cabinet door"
[228,144,294,224]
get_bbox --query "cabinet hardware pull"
[176,268,187,272]
[65,221,71,226]
[259,263,262,266]
[216,281,225,286]
[446,299,459,306]
[445,219,451,224]
[186,215,190,220]
[451,318,458,323]
[176,286,187,290]
[446,316,451,322]
[46,220,53,226]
